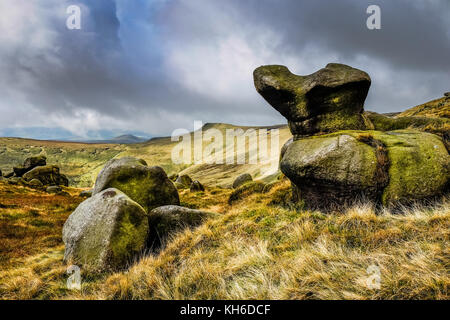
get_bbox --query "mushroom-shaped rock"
[62,188,149,272]
[93,157,179,213]
[254,63,371,137]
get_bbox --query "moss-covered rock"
[281,130,449,209]
[281,134,379,208]
[147,205,215,251]
[175,174,193,188]
[190,180,205,192]
[22,165,69,186]
[232,173,253,189]
[23,155,47,171]
[254,63,371,137]
[93,157,180,213]
[62,188,148,272]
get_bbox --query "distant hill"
[80,134,148,144]
[397,93,450,119]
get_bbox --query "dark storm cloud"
[0,0,448,138]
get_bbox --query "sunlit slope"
[397,95,449,119]
[0,123,291,188]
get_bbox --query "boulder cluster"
[254,63,449,209]
[62,157,212,272]
[0,156,69,192]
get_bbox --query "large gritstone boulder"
[281,130,449,208]
[62,188,149,272]
[254,63,372,138]
[22,165,69,186]
[92,157,179,213]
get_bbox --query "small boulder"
[147,205,215,251]
[190,180,205,192]
[23,156,47,171]
[93,157,179,213]
[175,174,193,188]
[63,188,149,272]
[232,173,253,189]
[4,171,14,179]
[22,165,68,186]
[29,179,44,188]
[13,166,28,177]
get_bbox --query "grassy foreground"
[0,179,448,300]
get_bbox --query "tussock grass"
[0,180,448,300]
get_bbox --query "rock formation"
[254,63,449,209]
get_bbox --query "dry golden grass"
[0,179,448,300]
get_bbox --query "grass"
[0,179,448,300]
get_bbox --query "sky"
[0,0,448,140]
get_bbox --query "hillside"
[0,123,291,188]
[397,93,450,119]
[0,179,448,299]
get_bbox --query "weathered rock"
[147,205,214,251]
[444,92,450,97]
[23,156,47,171]
[280,130,449,208]
[13,166,28,177]
[92,157,179,213]
[46,185,62,193]
[63,188,148,272]
[22,165,69,186]
[281,134,379,208]
[4,171,14,179]
[232,173,253,189]
[254,63,371,137]
[79,189,93,198]
[29,179,44,188]
[280,137,293,162]
[175,174,193,188]
[190,180,205,192]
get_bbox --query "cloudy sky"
[0,0,448,140]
